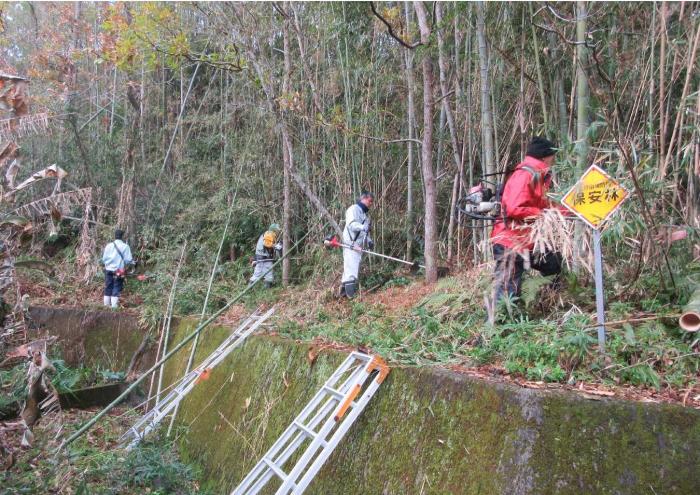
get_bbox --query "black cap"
[526,137,557,159]
[114,229,124,240]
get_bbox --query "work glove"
[274,243,282,251]
[367,239,375,250]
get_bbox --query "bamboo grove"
[0,1,697,296]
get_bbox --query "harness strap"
[112,242,126,268]
[500,165,544,225]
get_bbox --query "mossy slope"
[164,319,700,495]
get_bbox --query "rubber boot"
[264,281,272,289]
[110,297,119,309]
[103,296,111,307]
[343,281,357,298]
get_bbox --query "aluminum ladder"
[231,351,390,495]
[121,306,275,449]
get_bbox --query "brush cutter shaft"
[324,239,424,269]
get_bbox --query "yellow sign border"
[560,164,629,230]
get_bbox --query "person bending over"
[249,224,282,289]
[491,137,563,304]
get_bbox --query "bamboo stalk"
[403,1,416,263]
[529,3,549,131]
[660,22,700,178]
[166,189,239,436]
[679,286,700,332]
[155,242,188,407]
[658,1,668,160]
[477,1,495,177]
[585,314,680,329]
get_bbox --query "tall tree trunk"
[658,1,668,164]
[529,3,549,132]
[477,2,496,177]
[575,1,590,172]
[436,3,462,263]
[117,83,140,237]
[414,1,438,283]
[110,67,117,136]
[447,173,459,262]
[281,6,292,286]
[403,2,417,263]
[572,1,590,272]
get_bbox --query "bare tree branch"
[370,2,422,50]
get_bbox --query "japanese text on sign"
[561,165,628,229]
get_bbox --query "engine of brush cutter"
[456,183,502,222]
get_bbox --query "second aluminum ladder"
[121,306,275,449]
[231,350,390,495]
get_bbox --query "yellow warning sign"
[561,165,629,229]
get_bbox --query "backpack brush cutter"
[323,235,425,273]
[455,179,502,223]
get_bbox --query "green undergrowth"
[3,409,208,494]
[0,360,125,419]
[50,360,126,393]
[0,365,26,416]
[276,268,699,392]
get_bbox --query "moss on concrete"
[28,306,154,372]
[163,319,700,495]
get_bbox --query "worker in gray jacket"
[249,224,282,288]
[340,192,374,298]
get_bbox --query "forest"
[0,1,698,493]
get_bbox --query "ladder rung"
[293,420,328,448]
[262,457,290,483]
[231,352,389,495]
[322,386,345,401]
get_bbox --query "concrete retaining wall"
[163,318,700,495]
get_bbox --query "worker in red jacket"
[491,137,563,303]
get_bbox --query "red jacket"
[491,156,553,250]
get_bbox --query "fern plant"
[520,274,555,308]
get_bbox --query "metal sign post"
[592,229,606,352]
[561,164,630,353]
